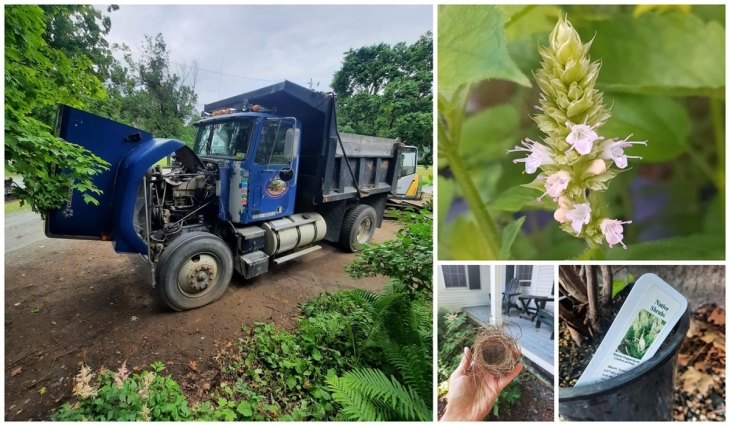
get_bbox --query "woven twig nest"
[472,324,521,377]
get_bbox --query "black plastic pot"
[559,306,690,421]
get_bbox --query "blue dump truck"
[46,81,416,310]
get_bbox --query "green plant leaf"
[599,94,691,163]
[499,216,525,260]
[606,235,724,260]
[459,105,519,165]
[582,11,725,97]
[487,186,557,212]
[450,217,494,260]
[236,401,252,417]
[438,5,531,96]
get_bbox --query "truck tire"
[339,204,377,252]
[155,232,234,311]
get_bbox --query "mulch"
[672,304,725,422]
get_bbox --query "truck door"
[396,146,421,199]
[247,118,299,222]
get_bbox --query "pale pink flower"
[114,361,129,389]
[600,218,632,249]
[72,365,98,399]
[553,196,571,223]
[537,171,571,202]
[566,120,603,155]
[507,138,556,174]
[586,159,607,175]
[600,134,647,169]
[565,203,592,234]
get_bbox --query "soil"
[558,289,629,387]
[4,210,399,420]
[436,371,554,421]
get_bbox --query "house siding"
[438,265,491,312]
[518,265,555,313]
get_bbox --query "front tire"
[156,232,233,311]
[339,204,377,252]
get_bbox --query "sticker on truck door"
[265,177,288,199]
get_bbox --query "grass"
[5,199,31,215]
[417,165,433,182]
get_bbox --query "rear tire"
[339,204,377,252]
[156,232,233,311]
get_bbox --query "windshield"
[193,118,255,158]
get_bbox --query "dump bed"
[204,81,403,203]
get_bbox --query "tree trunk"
[585,265,603,335]
[600,266,613,307]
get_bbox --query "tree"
[114,34,199,145]
[5,5,109,216]
[558,265,615,345]
[332,32,433,164]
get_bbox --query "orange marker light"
[252,105,259,112]
[225,108,231,114]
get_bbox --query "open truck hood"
[46,105,185,254]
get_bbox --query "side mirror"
[283,128,299,162]
[279,167,294,182]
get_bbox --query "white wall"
[503,265,555,313]
[437,265,491,312]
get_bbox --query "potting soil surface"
[558,291,628,387]
[672,304,725,422]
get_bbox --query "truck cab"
[191,109,301,224]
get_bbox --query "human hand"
[440,347,523,421]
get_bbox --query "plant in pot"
[558,265,689,421]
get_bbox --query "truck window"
[193,118,255,158]
[255,120,294,165]
[401,148,418,176]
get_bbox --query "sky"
[100,4,433,112]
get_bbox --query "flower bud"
[587,159,607,175]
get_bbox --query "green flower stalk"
[507,13,647,250]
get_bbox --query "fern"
[327,368,431,421]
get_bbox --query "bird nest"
[472,324,521,377]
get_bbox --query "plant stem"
[710,97,725,201]
[444,150,501,259]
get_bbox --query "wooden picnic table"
[518,295,554,322]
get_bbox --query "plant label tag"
[575,273,687,387]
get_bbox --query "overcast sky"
[100,5,432,111]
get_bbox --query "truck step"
[273,245,322,264]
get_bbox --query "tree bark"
[559,265,588,303]
[585,266,602,334]
[600,266,613,307]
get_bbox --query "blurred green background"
[438,5,725,260]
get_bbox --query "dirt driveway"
[4,210,397,420]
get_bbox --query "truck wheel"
[339,204,377,252]
[155,232,233,311]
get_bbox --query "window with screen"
[516,265,533,287]
[442,265,467,288]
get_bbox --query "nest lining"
[471,324,521,377]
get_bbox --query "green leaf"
[459,105,519,165]
[286,377,297,389]
[311,348,322,361]
[582,11,725,97]
[599,94,691,163]
[236,400,252,417]
[438,5,531,96]
[450,217,494,260]
[606,235,724,260]
[499,216,525,260]
[487,186,557,212]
